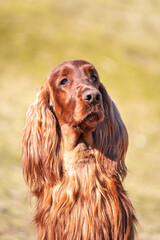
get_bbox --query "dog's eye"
[90,75,97,83]
[60,78,69,86]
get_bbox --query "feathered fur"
[22,60,137,240]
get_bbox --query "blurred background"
[0,0,160,239]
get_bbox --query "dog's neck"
[61,124,95,170]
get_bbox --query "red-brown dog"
[22,60,137,240]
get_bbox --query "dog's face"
[47,60,104,132]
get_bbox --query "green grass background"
[0,0,160,239]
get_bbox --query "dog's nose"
[83,90,102,105]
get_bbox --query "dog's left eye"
[90,75,97,82]
[60,78,69,86]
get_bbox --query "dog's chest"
[53,146,97,200]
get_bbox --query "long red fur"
[22,60,137,240]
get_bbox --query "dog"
[22,60,136,239]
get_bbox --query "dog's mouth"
[76,110,104,132]
[83,112,101,122]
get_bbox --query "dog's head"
[47,60,104,132]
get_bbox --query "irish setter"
[22,60,137,240]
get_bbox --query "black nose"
[83,90,102,105]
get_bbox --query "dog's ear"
[94,83,128,179]
[22,86,62,194]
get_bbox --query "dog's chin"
[77,111,104,132]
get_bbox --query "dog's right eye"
[60,78,69,86]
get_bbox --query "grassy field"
[0,0,160,239]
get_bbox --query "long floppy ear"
[94,83,128,180]
[22,85,62,194]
